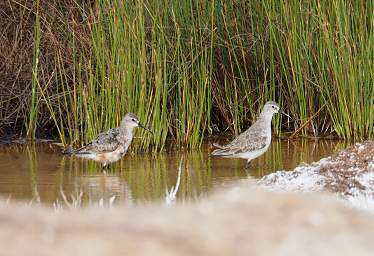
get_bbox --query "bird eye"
[272,106,275,109]
[132,118,137,122]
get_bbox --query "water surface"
[0,139,349,205]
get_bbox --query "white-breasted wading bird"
[211,101,290,168]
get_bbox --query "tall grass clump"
[256,0,373,138]
[51,0,215,150]
[0,0,372,149]
[217,0,373,139]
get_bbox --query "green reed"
[25,0,41,139]
[50,0,216,150]
[260,0,373,138]
[26,0,372,150]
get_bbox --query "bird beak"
[279,109,292,119]
[138,123,154,135]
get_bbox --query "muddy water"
[0,139,349,205]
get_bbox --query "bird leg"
[245,160,251,170]
[101,163,110,175]
[102,163,110,170]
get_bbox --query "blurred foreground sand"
[1,185,374,256]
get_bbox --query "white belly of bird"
[225,141,271,161]
[232,147,268,160]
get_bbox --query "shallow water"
[0,139,349,205]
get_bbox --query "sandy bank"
[259,140,374,211]
[1,185,374,256]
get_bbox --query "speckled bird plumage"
[212,101,285,166]
[65,113,150,167]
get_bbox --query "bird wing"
[75,128,121,154]
[212,129,268,156]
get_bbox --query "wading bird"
[64,113,152,168]
[212,101,290,168]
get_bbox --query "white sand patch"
[342,172,374,212]
[258,166,325,193]
[259,168,374,213]
[258,140,374,213]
